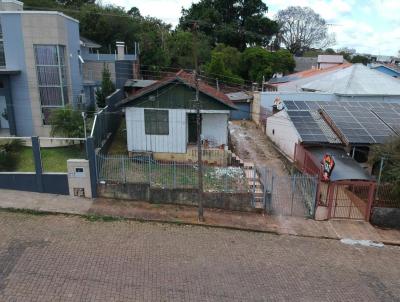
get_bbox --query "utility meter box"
[67,159,92,198]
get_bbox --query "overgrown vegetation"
[370,137,400,199]
[0,140,24,171]
[50,105,85,138]
[96,64,116,108]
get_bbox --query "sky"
[103,0,400,56]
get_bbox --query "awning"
[307,147,372,181]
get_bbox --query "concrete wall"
[115,60,133,89]
[266,110,300,160]
[98,183,254,212]
[202,113,228,146]
[252,92,260,125]
[0,0,23,11]
[83,61,116,84]
[1,14,34,136]
[370,207,400,229]
[65,17,83,107]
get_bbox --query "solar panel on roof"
[283,101,298,110]
[287,110,329,143]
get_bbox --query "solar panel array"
[283,100,400,144]
[286,111,329,143]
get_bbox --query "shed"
[226,91,252,120]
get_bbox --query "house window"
[0,19,5,68]
[144,109,169,135]
[34,45,68,124]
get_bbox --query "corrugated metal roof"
[226,91,252,101]
[124,79,157,88]
[301,64,400,95]
[117,70,236,109]
[271,64,352,91]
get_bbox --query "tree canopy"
[179,0,279,51]
[241,47,295,83]
[370,137,400,199]
[276,6,335,55]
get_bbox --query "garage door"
[230,103,250,120]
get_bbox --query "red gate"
[327,181,375,221]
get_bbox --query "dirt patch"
[229,120,290,176]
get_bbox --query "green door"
[188,113,200,144]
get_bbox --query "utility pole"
[192,22,204,222]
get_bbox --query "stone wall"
[370,207,400,229]
[98,183,253,212]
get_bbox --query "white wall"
[266,110,301,160]
[202,113,228,146]
[125,107,187,153]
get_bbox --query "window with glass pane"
[144,109,169,135]
[34,45,68,124]
[0,20,5,68]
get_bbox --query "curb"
[1,206,400,246]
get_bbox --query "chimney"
[116,41,125,60]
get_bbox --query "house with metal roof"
[261,63,400,117]
[266,99,399,171]
[226,91,252,120]
[116,70,237,161]
[369,64,400,78]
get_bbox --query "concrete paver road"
[0,212,399,302]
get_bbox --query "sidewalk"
[1,189,399,245]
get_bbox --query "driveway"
[0,212,399,301]
[229,120,289,176]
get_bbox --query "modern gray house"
[0,1,139,137]
[0,0,83,136]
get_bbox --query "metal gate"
[256,167,318,218]
[327,181,375,220]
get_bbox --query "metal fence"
[96,154,249,193]
[256,165,318,218]
[374,183,400,208]
[90,89,124,151]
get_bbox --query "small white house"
[116,71,237,156]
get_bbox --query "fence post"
[31,137,44,193]
[290,175,296,215]
[365,182,375,221]
[173,161,177,189]
[121,156,126,184]
[86,137,98,198]
[148,154,151,185]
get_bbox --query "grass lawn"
[107,119,128,155]
[15,145,86,173]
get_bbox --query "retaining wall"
[97,182,253,212]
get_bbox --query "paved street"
[0,212,399,302]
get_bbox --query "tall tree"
[96,64,115,108]
[167,30,212,69]
[370,137,400,199]
[276,6,335,55]
[179,0,278,51]
[241,47,295,83]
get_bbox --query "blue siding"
[373,66,400,78]
[65,18,83,107]
[230,103,250,120]
[2,14,34,136]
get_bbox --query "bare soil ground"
[229,120,289,176]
